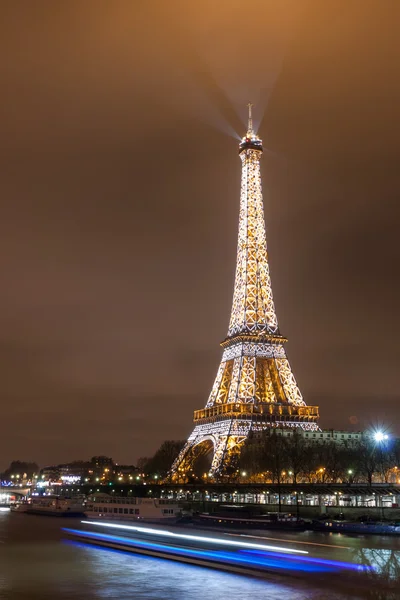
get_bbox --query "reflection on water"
[0,511,399,600]
[354,547,400,580]
[349,547,400,599]
[0,538,326,600]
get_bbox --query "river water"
[0,509,399,599]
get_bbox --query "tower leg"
[170,419,252,481]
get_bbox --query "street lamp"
[374,431,389,442]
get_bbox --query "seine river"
[0,509,399,600]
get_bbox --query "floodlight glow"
[81,520,307,555]
[374,431,389,442]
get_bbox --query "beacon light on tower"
[239,102,263,153]
[170,105,320,480]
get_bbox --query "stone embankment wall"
[186,501,400,520]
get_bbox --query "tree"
[136,457,151,472]
[239,430,290,483]
[285,431,309,483]
[2,461,39,480]
[392,438,400,467]
[262,431,289,485]
[239,435,265,479]
[355,439,380,485]
[142,440,186,478]
[316,442,348,483]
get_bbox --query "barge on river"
[12,495,85,517]
[195,505,306,531]
[85,493,181,522]
[311,517,400,535]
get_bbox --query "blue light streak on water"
[242,550,372,573]
[63,528,366,574]
[80,520,307,554]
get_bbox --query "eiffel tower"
[171,105,319,480]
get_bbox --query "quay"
[5,482,400,520]
[42,482,400,520]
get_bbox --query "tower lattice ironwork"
[171,105,319,480]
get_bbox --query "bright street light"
[374,431,389,442]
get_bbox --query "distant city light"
[61,475,80,484]
[37,481,49,487]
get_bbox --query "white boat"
[25,495,85,517]
[85,493,181,522]
[10,501,29,513]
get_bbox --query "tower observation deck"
[171,105,319,480]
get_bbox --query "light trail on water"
[232,533,351,550]
[80,520,308,555]
[64,527,367,575]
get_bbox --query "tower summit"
[239,102,263,152]
[171,106,319,480]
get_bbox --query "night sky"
[1,1,399,470]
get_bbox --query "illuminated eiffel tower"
[171,105,319,480]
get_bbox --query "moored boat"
[195,509,307,531]
[10,500,29,513]
[311,516,400,535]
[26,495,85,517]
[84,493,181,522]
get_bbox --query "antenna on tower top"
[247,102,254,135]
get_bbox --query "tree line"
[238,430,400,485]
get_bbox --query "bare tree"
[142,440,186,477]
[285,430,309,483]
